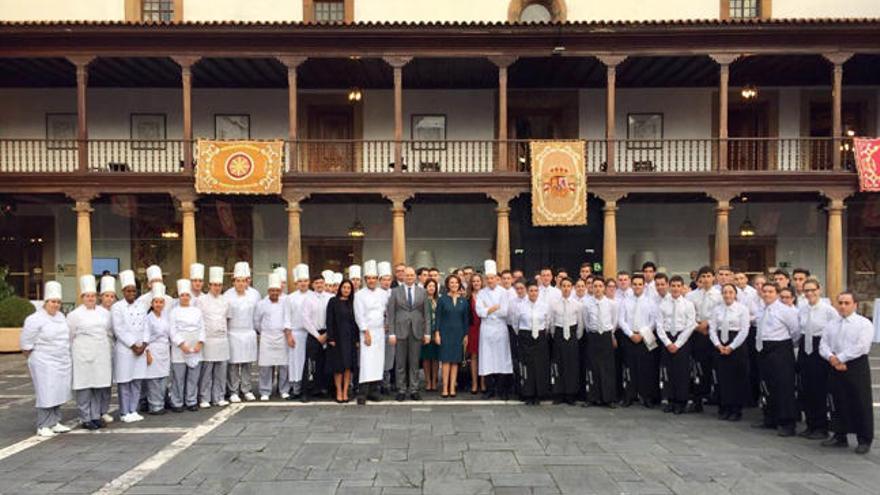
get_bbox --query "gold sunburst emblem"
[225,152,254,180]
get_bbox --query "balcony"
[0,137,854,175]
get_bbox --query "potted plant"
[0,266,35,352]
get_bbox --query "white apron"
[354,287,388,384]
[256,297,288,367]
[284,291,310,381]
[68,305,113,390]
[477,286,513,375]
[21,310,71,408]
[200,293,230,362]
[224,289,258,364]
[144,312,171,379]
[170,306,205,368]
[111,299,148,383]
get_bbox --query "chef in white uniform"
[355,260,387,404]
[190,263,205,304]
[169,279,206,412]
[224,261,259,402]
[68,275,113,430]
[97,274,116,424]
[112,269,148,423]
[349,264,362,291]
[255,273,290,400]
[199,266,230,408]
[476,260,513,400]
[20,281,72,437]
[143,282,171,415]
[273,266,288,294]
[136,264,167,309]
[283,263,311,400]
[378,262,395,392]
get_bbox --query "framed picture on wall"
[214,114,251,140]
[130,113,167,149]
[626,113,663,149]
[411,114,446,150]
[45,113,77,150]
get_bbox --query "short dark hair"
[631,274,645,283]
[540,266,554,274]
[429,267,439,273]
[654,272,669,282]
[780,287,795,299]
[669,275,685,285]
[772,269,790,279]
[416,267,427,276]
[697,266,714,277]
[444,274,462,291]
[641,261,657,271]
[580,262,592,270]
[514,278,528,287]
[792,268,810,277]
[556,268,568,275]
[717,265,732,273]
[526,280,539,289]
[721,283,737,293]
[617,271,630,278]
[763,282,780,293]
[559,277,573,286]
[500,269,512,276]
[803,277,821,289]
[838,291,857,304]
[592,276,606,286]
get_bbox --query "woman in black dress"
[435,275,470,398]
[326,279,358,403]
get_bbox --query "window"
[519,4,552,23]
[315,0,344,22]
[728,0,760,19]
[142,0,175,22]
[507,1,567,23]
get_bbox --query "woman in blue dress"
[434,274,470,398]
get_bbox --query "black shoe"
[395,393,406,402]
[357,397,366,405]
[821,436,848,448]
[500,392,510,401]
[82,421,99,430]
[552,398,563,405]
[807,430,829,440]
[688,402,704,413]
[187,405,199,412]
[663,404,674,413]
[751,421,774,430]
[301,395,310,404]
[606,402,617,409]
[798,428,814,438]
[641,399,654,409]
[148,409,166,416]
[855,443,871,455]
[410,393,421,401]
[367,393,382,402]
[93,419,106,429]
[171,406,185,413]
[728,412,742,422]
[619,399,633,408]
[483,390,496,400]
[719,412,731,421]
[673,405,684,415]
[777,426,796,437]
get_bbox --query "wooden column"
[710,55,739,171]
[599,192,625,279]
[68,57,94,173]
[69,193,96,298]
[823,53,853,171]
[598,56,626,173]
[490,191,518,271]
[283,193,308,269]
[489,56,517,172]
[384,56,412,173]
[278,56,307,173]
[174,193,199,277]
[710,192,737,269]
[386,193,412,266]
[173,56,200,173]
[824,191,849,300]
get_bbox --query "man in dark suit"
[386,266,428,400]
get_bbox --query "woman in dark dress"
[326,279,357,403]
[466,274,485,394]
[421,279,440,392]
[435,275,470,398]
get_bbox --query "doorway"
[505,90,579,171]
[728,101,772,170]
[306,105,356,172]
[303,238,363,274]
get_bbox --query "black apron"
[518,330,550,400]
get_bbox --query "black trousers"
[690,331,714,402]
[518,330,550,400]
[614,329,627,398]
[621,334,660,403]
[830,355,873,445]
[578,334,589,401]
[586,332,617,404]
[508,325,522,397]
[304,332,329,397]
[552,327,580,398]
[758,339,797,427]
[715,332,749,412]
[797,336,830,432]
[660,337,692,405]
[746,325,761,406]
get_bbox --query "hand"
[612,337,618,349]
[462,335,467,348]
[193,343,202,353]
[318,333,328,345]
[829,355,840,367]
[630,334,643,344]
[328,341,336,347]
[388,335,398,346]
[834,362,847,372]
[22,350,31,358]
[286,333,296,348]
[697,322,709,335]
[488,304,500,314]
[423,335,431,345]
[364,330,372,347]
[434,332,441,346]
[179,343,191,354]
[667,344,678,354]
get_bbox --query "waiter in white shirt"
[753,282,800,437]
[512,281,549,405]
[476,260,513,400]
[537,267,561,303]
[656,275,696,415]
[709,283,751,421]
[618,274,660,408]
[355,260,386,404]
[549,277,584,405]
[819,291,874,454]
[734,270,761,406]
[797,278,838,439]
[303,273,331,401]
[500,269,521,397]
[584,277,619,407]
[686,266,722,413]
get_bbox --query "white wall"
[569,1,718,22]
[773,1,880,19]
[185,0,301,22]
[0,0,122,21]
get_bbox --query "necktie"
[671,300,678,339]
[804,307,814,355]
[721,306,730,344]
[756,306,767,352]
[531,303,540,340]
[563,300,570,340]
[597,301,605,334]
[633,299,642,334]
[407,286,413,307]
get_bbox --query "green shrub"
[0,296,36,327]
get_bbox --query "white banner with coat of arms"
[530,140,587,226]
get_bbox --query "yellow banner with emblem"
[195,140,284,195]
[530,140,587,226]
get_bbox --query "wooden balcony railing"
[0,138,854,175]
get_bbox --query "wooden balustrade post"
[383,56,412,173]
[68,56,94,174]
[277,56,307,173]
[823,53,852,171]
[598,56,626,173]
[172,56,201,174]
[488,56,517,172]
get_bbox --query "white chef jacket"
[67,305,113,390]
[476,285,512,375]
[144,311,171,379]
[354,287,387,383]
[255,296,288,367]
[224,289,259,364]
[20,309,71,408]
[111,299,148,383]
[284,290,311,382]
[199,293,230,362]
[169,305,205,368]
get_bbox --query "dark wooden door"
[728,102,770,170]
[729,238,776,275]
[809,101,865,170]
[307,105,355,172]
[307,243,356,274]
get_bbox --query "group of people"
[19,257,875,455]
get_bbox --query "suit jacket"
[385,283,427,339]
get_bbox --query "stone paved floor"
[1,353,879,494]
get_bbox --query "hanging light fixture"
[348,87,362,102]
[741,85,758,100]
[348,204,365,238]
[739,196,755,238]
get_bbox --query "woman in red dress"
[467,273,486,394]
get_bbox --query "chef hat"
[333,272,343,285]
[363,260,378,277]
[209,266,224,285]
[484,259,498,276]
[44,281,62,301]
[100,275,116,295]
[190,263,205,280]
[146,264,163,281]
[119,269,136,289]
[233,261,251,279]
[378,261,392,277]
[293,263,310,282]
[176,278,192,296]
[151,282,166,300]
[348,264,362,279]
[273,266,287,282]
[79,274,97,295]
[268,273,282,290]
[321,269,333,281]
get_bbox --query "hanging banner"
[195,140,284,195]
[530,140,587,226]
[853,138,880,192]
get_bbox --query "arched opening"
[507,0,567,23]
